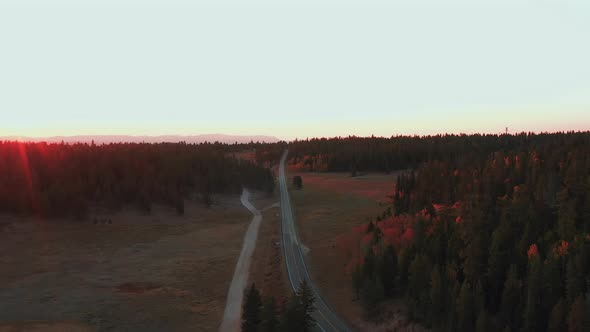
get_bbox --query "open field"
[288,171,398,203]
[288,171,395,329]
[0,195,275,332]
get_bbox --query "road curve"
[219,189,263,332]
[278,150,351,332]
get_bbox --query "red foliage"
[361,233,373,248]
[455,216,462,224]
[433,204,445,212]
[527,244,539,259]
[381,228,402,247]
[401,227,415,245]
[553,240,569,257]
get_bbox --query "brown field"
[288,171,395,329]
[0,193,282,332]
[290,171,398,203]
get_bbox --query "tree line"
[0,141,275,219]
[253,132,589,175]
[343,131,590,331]
[241,281,315,332]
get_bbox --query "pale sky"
[1,0,589,140]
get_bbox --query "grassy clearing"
[0,197,255,332]
[288,171,395,329]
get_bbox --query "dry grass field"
[0,193,280,332]
[288,171,396,329]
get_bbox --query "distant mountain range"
[0,134,281,144]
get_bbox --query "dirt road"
[219,189,262,332]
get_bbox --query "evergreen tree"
[280,293,304,332]
[523,257,542,332]
[407,253,432,320]
[474,279,486,315]
[380,245,398,297]
[500,265,521,331]
[548,298,567,332]
[566,295,585,332]
[475,309,491,332]
[351,264,363,300]
[430,266,444,326]
[296,280,316,331]
[487,220,512,310]
[258,296,279,332]
[242,283,262,332]
[566,256,583,305]
[360,277,384,318]
[456,282,475,332]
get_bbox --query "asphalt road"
[278,150,351,332]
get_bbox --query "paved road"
[219,189,263,332]
[278,150,351,332]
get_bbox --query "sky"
[1,0,589,140]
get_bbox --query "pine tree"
[351,264,363,300]
[457,282,475,332]
[500,265,521,331]
[363,247,376,282]
[548,298,567,332]
[407,253,431,320]
[430,266,444,326]
[566,295,585,332]
[475,309,491,332]
[381,245,398,297]
[523,257,542,332]
[487,220,512,310]
[557,189,577,241]
[566,256,583,305]
[280,293,304,332]
[584,291,590,332]
[360,277,384,318]
[474,279,486,315]
[258,296,279,332]
[296,280,316,331]
[242,283,262,332]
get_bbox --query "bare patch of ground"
[0,196,256,332]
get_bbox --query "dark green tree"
[500,265,521,330]
[380,245,398,297]
[351,264,363,300]
[242,283,262,332]
[430,265,444,326]
[456,282,475,332]
[566,295,585,332]
[258,296,279,332]
[292,176,303,190]
[548,298,567,332]
[296,280,316,331]
[475,309,491,332]
[523,257,542,332]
